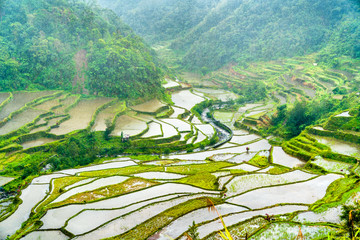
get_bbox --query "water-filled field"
[0,108,44,135]
[92,101,125,131]
[131,99,166,113]
[111,115,148,137]
[0,91,55,121]
[0,87,357,240]
[21,138,56,150]
[50,98,112,135]
[172,90,204,109]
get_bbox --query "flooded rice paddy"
[0,176,14,186]
[131,99,166,113]
[0,108,45,135]
[162,79,180,89]
[51,98,112,135]
[228,174,342,209]
[0,89,356,240]
[313,135,360,156]
[194,88,239,101]
[141,121,162,138]
[92,102,124,131]
[111,115,148,137]
[0,91,55,121]
[21,137,56,149]
[171,90,204,109]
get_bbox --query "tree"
[187,221,200,240]
[104,118,113,140]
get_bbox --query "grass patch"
[130,155,161,162]
[310,177,360,213]
[229,169,248,175]
[78,165,163,177]
[248,155,269,168]
[213,111,234,122]
[107,197,223,240]
[165,161,234,175]
[37,176,88,211]
[175,172,218,190]
[48,178,158,208]
[268,165,290,175]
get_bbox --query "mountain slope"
[97,0,220,43]
[98,0,360,71]
[0,0,163,99]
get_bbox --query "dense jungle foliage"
[0,0,163,99]
[98,0,360,71]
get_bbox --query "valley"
[0,54,359,239]
[0,0,359,239]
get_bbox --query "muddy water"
[51,98,111,135]
[0,108,45,135]
[0,91,55,121]
[132,99,166,113]
[111,115,148,137]
[0,176,14,186]
[21,138,56,149]
[314,135,360,156]
[0,92,10,105]
[172,90,204,109]
[92,102,124,132]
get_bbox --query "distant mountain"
[98,0,360,71]
[97,0,220,43]
[0,0,163,99]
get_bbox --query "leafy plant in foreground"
[206,198,234,240]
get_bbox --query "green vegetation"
[87,35,162,99]
[48,178,158,208]
[108,197,223,240]
[311,177,360,213]
[176,172,218,190]
[268,166,290,175]
[99,0,360,71]
[0,1,360,239]
[0,0,163,100]
[269,95,359,139]
[166,162,234,175]
[248,155,269,168]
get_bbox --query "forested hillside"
[98,0,360,71]
[97,0,220,43]
[0,0,163,99]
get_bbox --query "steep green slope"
[97,0,220,43]
[0,0,163,99]
[99,0,360,71]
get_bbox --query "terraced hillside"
[0,55,360,239]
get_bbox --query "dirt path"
[73,49,89,94]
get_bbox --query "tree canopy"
[98,0,360,71]
[0,0,163,99]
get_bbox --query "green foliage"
[0,0,163,99]
[269,95,357,139]
[248,155,269,168]
[111,197,223,240]
[187,221,200,240]
[97,0,219,43]
[86,34,163,99]
[311,177,360,213]
[100,0,360,70]
[268,165,290,175]
[176,172,218,190]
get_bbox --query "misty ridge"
[97,0,360,71]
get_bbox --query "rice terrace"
[0,0,360,239]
